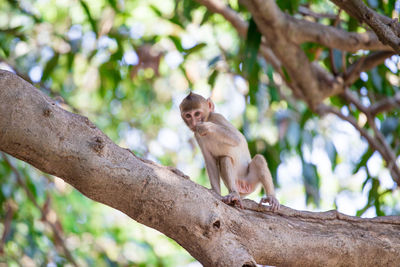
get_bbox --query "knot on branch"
[89,136,105,154]
[42,105,52,117]
[202,213,222,238]
[83,116,97,129]
[364,12,372,21]
[212,219,221,230]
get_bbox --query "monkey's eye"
[194,111,201,117]
[185,114,191,119]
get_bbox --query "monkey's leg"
[219,156,243,209]
[246,154,279,211]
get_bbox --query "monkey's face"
[182,107,208,132]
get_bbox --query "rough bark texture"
[1,70,400,266]
[331,0,400,53]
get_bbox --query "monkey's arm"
[196,136,221,194]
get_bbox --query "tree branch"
[317,100,400,185]
[288,17,392,52]
[343,51,395,86]
[1,70,400,266]
[342,90,399,164]
[298,6,337,20]
[370,92,400,116]
[194,0,282,70]
[0,201,15,255]
[331,0,400,53]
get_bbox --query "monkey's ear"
[207,98,215,112]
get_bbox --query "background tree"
[0,0,399,266]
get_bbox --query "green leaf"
[287,122,301,148]
[184,43,206,55]
[386,0,395,14]
[79,0,97,35]
[325,140,337,170]
[248,61,260,105]
[208,69,218,88]
[168,36,184,52]
[183,0,200,21]
[330,95,346,107]
[25,177,38,199]
[149,5,163,17]
[354,148,373,174]
[365,178,385,216]
[243,17,261,76]
[107,0,118,10]
[302,162,320,206]
[67,52,74,72]
[268,86,279,102]
[200,10,212,25]
[281,66,291,83]
[277,0,300,14]
[168,15,184,28]
[263,143,281,186]
[208,55,221,67]
[300,109,313,128]
[42,53,59,82]
[347,17,359,32]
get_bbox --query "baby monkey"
[180,92,279,211]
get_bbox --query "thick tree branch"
[1,70,400,266]
[331,0,400,53]
[287,17,392,52]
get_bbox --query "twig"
[298,6,337,20]
[0,201,16,255]
[370,92,400,116]
[343,51,395,86]
[317,104,380,151]
[318,97,400,184]
[342,90,400,179]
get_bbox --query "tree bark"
[1,70,400,266]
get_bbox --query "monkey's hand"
[222,191,243,209]
[195,122,213,136]
[259,195,280,212]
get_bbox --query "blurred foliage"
[0,0,399,266]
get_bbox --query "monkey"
[180,92,279,211]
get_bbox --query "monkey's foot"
[222,192,243,209]
[259,195,280,212]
